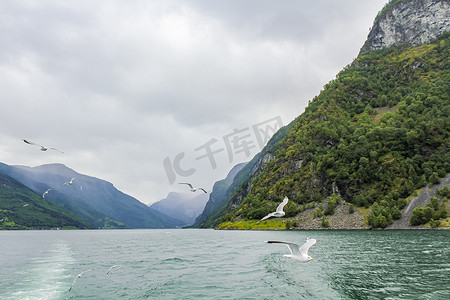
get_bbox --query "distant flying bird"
[179,182,207,193]
[265,237,317,262]
[258,196,289,223]
[68,269,95,292]
[106,265,122,274]
[42,188,51,198]
[64,178,75,185]
[22,139,64,153]
[23,204,29,207]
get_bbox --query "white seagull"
[68,269,95,292]
[265,237,317,262]
[106,265,122,274]
[179,182,207,193]
[258,196,289,222]
[23,139,64,153]
[23,204,29,207]
[64,178,75,185]
[42,188,52,198]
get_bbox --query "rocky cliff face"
[360,0,450,54]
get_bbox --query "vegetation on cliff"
[0,173,89,229]
[217,33,450,229]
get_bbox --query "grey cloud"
[0,0,388,204]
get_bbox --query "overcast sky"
[0,0,388,205]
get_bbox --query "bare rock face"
[360,0,450,54]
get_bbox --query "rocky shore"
[289,175,450,230]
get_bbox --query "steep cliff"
[360,0,450,53]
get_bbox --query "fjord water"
[0,229,448,300]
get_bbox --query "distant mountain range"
[150,191,208,226]
[0,162,183,229]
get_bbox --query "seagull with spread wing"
[42,188,51,198]
[258,196,289,223]
[179,182,207,193]
[265,237,317,262]
[106,265,122,274]
[22,139,64,153]
[64,178,75,185]
[68,269,95,292]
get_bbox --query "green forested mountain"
[0,173,89,229]
[215,32,449,229]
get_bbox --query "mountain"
[0,173,89,229]
[209,0,450,229]
[150,192,208,226]
[0,163,184,229]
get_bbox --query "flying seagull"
[258,196,289,222]
[64,178,75,185]
[23,204,29,207]
[106,265,122,274]
[179,182,207,193]
[42,188,51,198]
[265,237,317,262]
[22,139,64,153]
[68,269,95,292]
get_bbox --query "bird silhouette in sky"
[23,139,64,153]
[179,182,207,193]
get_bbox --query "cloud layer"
[0,0,387,204]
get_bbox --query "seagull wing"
[265,241,300,255]
[69,275,80,291]
[107,265,122,274]
[260,212,276,222]
[276,197,289,213]
[23,139,42,147]
[199,188,207,193]
[69,268,95,291]
[23,139,34,145]
[42,188,51,198]
[80,268,95,276]
[64,178,74,185]
[299,238,317,256]
[179,182,193,189]
[50,147,64,153]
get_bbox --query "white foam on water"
[2,242,75,300]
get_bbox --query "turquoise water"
[0,229,449,299]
